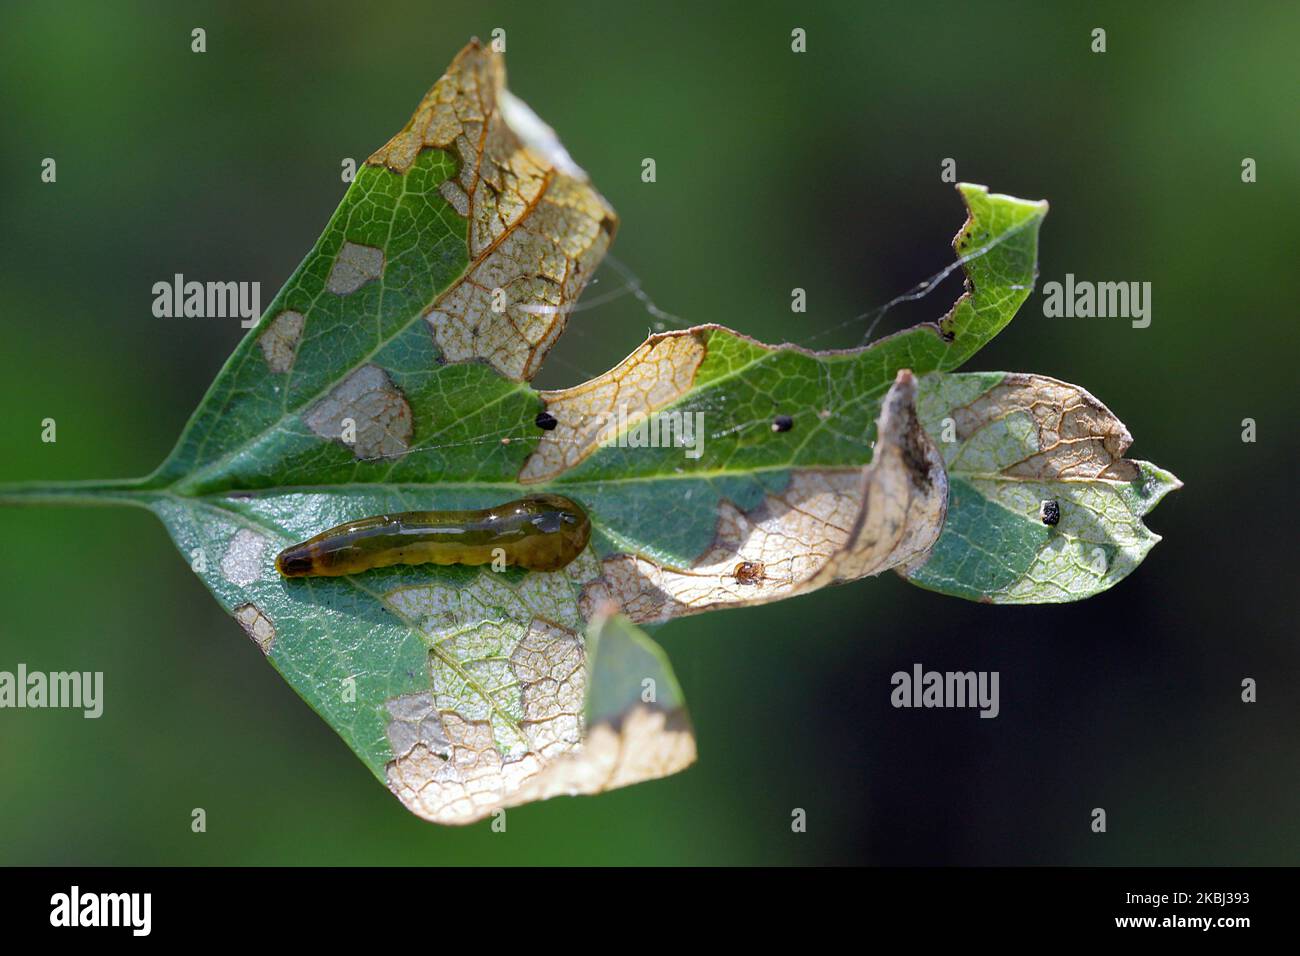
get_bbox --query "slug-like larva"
[275,494,591,577]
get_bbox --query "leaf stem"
[0,477,154,509]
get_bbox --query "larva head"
[275,544,317,577]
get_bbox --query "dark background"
[0,0,1295,864]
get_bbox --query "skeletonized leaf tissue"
[0,40,1179,824]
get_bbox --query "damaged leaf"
[387,609,694,824]
[0,39,1177,824]
[900,373,1181,602]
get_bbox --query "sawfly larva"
[275,494,591,577]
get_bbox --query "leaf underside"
[10,40,1177,823]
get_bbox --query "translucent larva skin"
[274,494,591,577]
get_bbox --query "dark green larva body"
[275,494,591,577]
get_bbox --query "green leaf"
[0,38,1175,823]
[899,372,1182,603]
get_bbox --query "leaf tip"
[955,181,1050,219]
[1130,460,1183,516]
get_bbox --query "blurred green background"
[1,0,1296,865]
